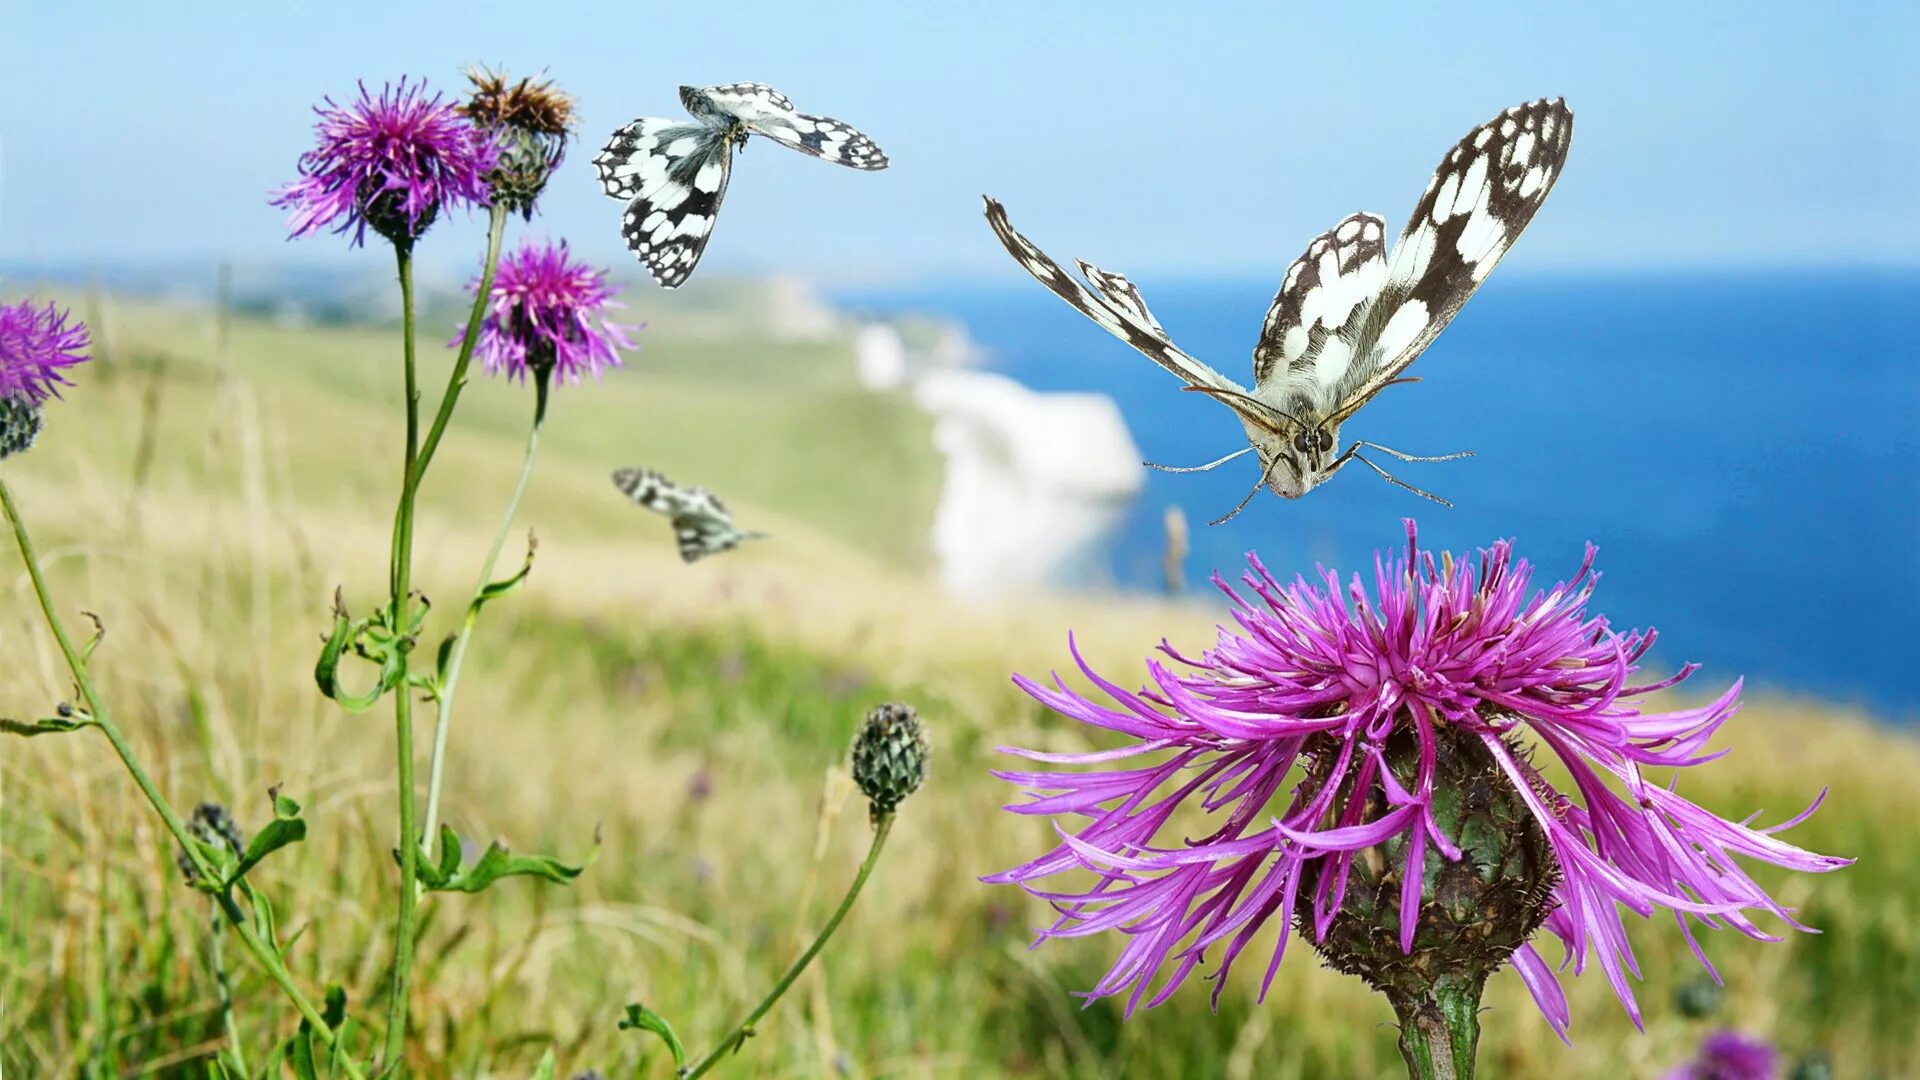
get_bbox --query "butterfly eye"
[1318,430,1335,453]
[1292,432,1311,454]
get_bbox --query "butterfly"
[612,468,767,563]
[983,97,1573,523]
[593,83,889,288]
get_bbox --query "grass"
[2,289,1917,1077]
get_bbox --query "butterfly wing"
[593,118,734,288]
[1329,98,1573,417]
[1250,211,1390,405]
[982,197,1243,395]
[747,112,889,170]
[612,468,765,563]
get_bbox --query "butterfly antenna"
[1144,446,1255,473]
[1350,452,1456,507]
[1207,454,1284,526]
[1327,377,1424,425]
[1179,385,1301,428]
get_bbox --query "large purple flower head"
[454,238,638,386]
[271,77,498,248]
[0,300,90,404]
[987,522,1847,1040]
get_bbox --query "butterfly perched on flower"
[593,83,889,288]
[612,468,767,563]
[984,98,1573,523]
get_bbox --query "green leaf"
[617,1003,687,1071]
[0,713,92,737]
[410,824,596,895]
[314,590,386,713]
[529,1048,557,1080]
[78,610,106,662]
[474,532,539,611]
[225,791,307,885]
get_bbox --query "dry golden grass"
[2,295,1915,1077]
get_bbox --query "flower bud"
[462,67,575,219]
[175,801,247,885]
[850,702,929,825]
[1295,719,1556,1003]
[0,395,41,459]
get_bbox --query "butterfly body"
[595,83,887,288]
[612,467,767,563]
[984,98,1573,516]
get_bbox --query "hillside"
[2,292,1915,1077]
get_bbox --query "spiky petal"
[0,300,90,405]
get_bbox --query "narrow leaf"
[226,792,307,884]
[618,1003,687,1071]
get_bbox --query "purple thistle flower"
[1662,1030,1780,1080]
[454,238,638,385]
[271,77,498,248]
[0,300,90,404]
[987,521,1848,1039]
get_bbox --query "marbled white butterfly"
[612,468,767,563]
[594,83,889,288]
[984,98,1573,522]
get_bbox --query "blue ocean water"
[838,269,1920,719]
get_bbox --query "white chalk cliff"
[912,368,1142,599]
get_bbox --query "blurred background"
[2,2,1916,1077]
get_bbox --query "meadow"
[2,289,1915,1077]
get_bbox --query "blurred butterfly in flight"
[594,83,889,288]
[983,97,1573,523]
[612,468,767,563]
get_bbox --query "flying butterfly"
[612,468,767,563]
[983,97,1573,522]
[593,83,889,288]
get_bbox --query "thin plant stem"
[379,202,507,1064]
[415,204,508,486]
[420,368,549,855]
[382,240,423,1066]
[210,908,248,1075]
[0,478,363,1079]
[684,815,896,1080]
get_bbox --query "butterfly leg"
[1207,454,1287,526]
[1145,446,1255,473]
[1327,443,1458,507]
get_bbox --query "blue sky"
[2,1,1915,283]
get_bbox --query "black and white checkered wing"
[593,118,734,289]
[982,197,1242,395]
[612,468,766,563]
[1250,211,1390,397]
[748,112,889,170]
[1330,98,1573,414]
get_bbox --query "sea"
[837,269,1920,720]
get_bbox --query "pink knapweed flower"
[988,521,1847,1039]
[454,238,637,385]
[271,77,498,247]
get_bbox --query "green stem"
[378,203,507,1067]
[683,815,895,1079]
[0,479,362,1079]
[210,907,248,1075]
[415,204,508,486]
[1389,976,1483,1080]
[382,241,423,1068]
[420,369,548,856]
